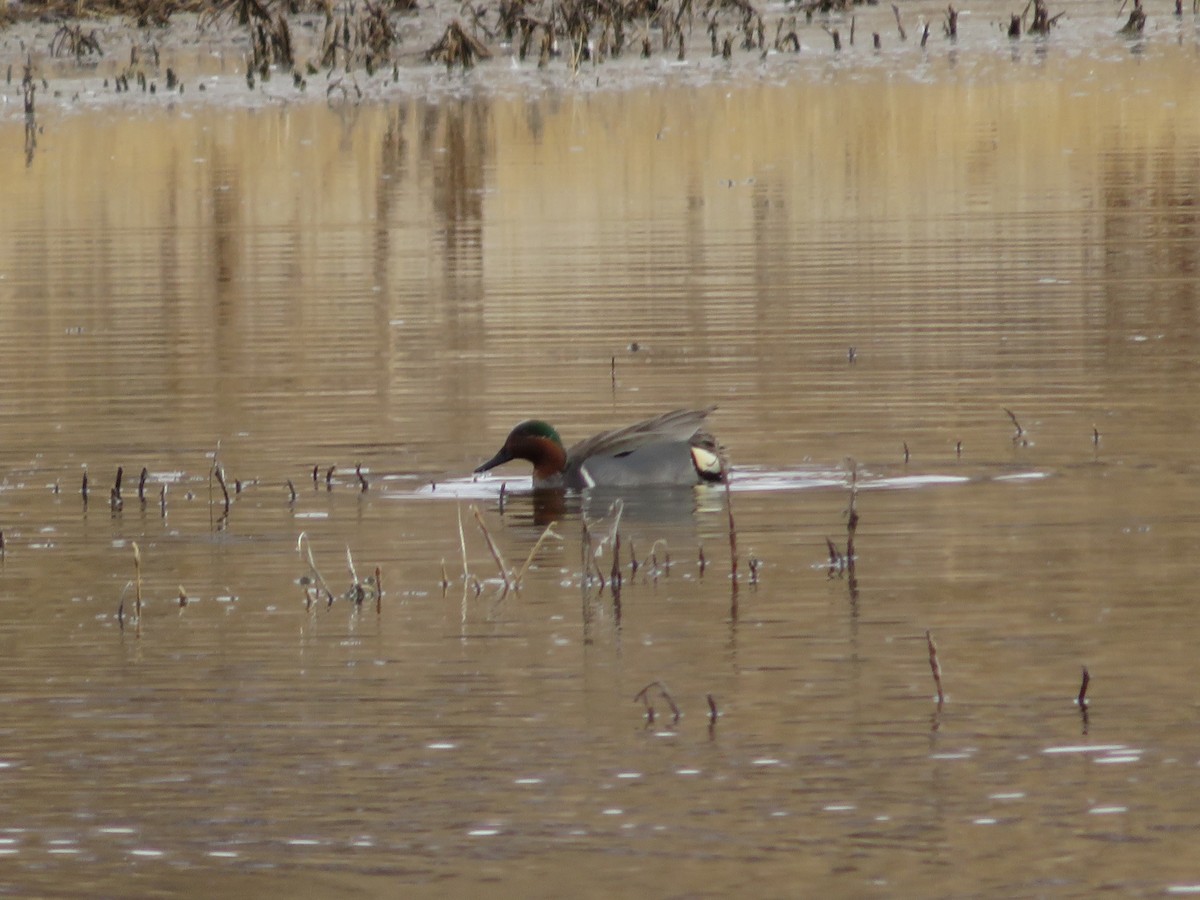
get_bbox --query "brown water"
[2,15,1200,896]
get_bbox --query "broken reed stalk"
[707,693,719,724]
[926,629,944,704]
[133,541,142,637]
[634,680,682,723]
[286,479,297,503]
[296,531,335,606]
[1077,666,1090,707]
[945,4,958,36]
[647,539,670,577]
[611,531,622,589]
[326,465,336,489]
[345,544,362,605]
[1004,407,1024,443]
[472,505,511,590]
[846,458,859,563]
[891,3,907,38]
[355,463,368,492]
[82,467,89,505]
[457,503,470,584]
[580,520,606,592]
[111,466,123,510]
[375,565,382,614]
[513,522,561,590]
[214,464,231,514]
[178,585,188,608]
[138,466,148,504]
[826,536,843,573]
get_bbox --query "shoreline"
[0,0,1184,120]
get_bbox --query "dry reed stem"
[1077,666,1090,707]
[374,565,382,615]
[634,680,681,723]
[611,531,622,589]
[133,541,142,638]
[707,693,719,724]
[296,531,334,606]
[1004,407,1024,444]
[472,505,511,590]
[926,629,944,704]
[513,522,561,590]
[647,539,670,578]
[457,503,470,584]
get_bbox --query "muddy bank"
[0,0,1176,118]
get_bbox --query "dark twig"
[634,681,681,724]
[110,465,123,510]
[1004,407,1025,444]
[926,630,944,704]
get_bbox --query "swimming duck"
[474,407,728,489]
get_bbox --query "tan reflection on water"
[1,45,1200,896]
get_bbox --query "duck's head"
[475,420,568,483]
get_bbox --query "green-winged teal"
[474,407,728,489]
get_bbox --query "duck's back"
[562,407,726,488]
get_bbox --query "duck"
[474,406,728,489]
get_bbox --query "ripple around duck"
[396,464,1050,500]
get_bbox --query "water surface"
[2,17,1200,896]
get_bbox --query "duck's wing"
[566,406,718,462]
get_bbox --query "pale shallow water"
[2,12,1200,897]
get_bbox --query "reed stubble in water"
[926,629,944,705]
